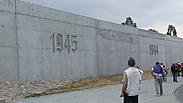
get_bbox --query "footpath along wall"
[0,0,183,82]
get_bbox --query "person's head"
[128,57,135,67]
[160,63,163,65]
[163,65,165,68]
[156,62,159,65]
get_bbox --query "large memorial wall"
[0,0,183,82]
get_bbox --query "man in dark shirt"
[171,63,178,82]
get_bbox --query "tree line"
[121,17,177,37]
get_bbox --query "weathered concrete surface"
[0,0,183,81]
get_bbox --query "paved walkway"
[9,77,183,103]
[176,84,183,103]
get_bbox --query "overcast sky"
[20,0,183,38]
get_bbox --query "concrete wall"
[0,0,183,82]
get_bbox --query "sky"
[20,0,183,38]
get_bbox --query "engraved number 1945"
[51,33,77,53]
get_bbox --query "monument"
[0,0,183,82]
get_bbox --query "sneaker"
[156,94,160,97]
[160,94,163,96]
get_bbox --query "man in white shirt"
[121,57,140,103]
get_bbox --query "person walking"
[181,63,183,77]
[163,65,168,82]
[171,63,178,82]
[160,63,164,80]
[121,57,140,103]
[151,62,164,97]
[177,62,181,76]
[135,65,143,85]
[174,63,179,82]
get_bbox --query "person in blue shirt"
[163,65,168,82]
[151,62,164,97]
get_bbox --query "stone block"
[109,52,122,75]
[110,23,126,33]
[97,51,110,76]
[40,19,54,32]
[139,53,153,71]
[75,35,85,51]
[64,22,76,35]
[125,26,138,35]
[66,51,86,80]
[42,49,67,80]
[139,43,148,53]
[99,20,113,30]
[75,14,95,27]
[41,32,54,49]
[17,29,42,48]
[16,1,29,15]
[0,0,15,12]
[84,36,96,51]
[139,29,165,39]
[0,26,17,47]
[17,14,41,31]
[54,10,75,24]
[85,51,97,78]
[139,36,153,44]
[114,41,124,52]
[39,6,54,19]
[51,20,65,34]
[0,47,18,82]
[75,25,96,37]
[18,48,43,81]
[96,37,110,51]
[0,11,15,27]
[28,3,40,17]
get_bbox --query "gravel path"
[0,79,78,101]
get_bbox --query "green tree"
[167,25,177,37]
[121,17,137,28]
[148,29,159,33]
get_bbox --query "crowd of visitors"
[121,57,183,103]
[171,62,183,82]
[150,61,183,98]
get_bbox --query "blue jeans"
[163,75,167,82]
[181,70,183,77]
[173,72,178,82]
[178,69,181,76]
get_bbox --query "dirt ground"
[26,69,172,98]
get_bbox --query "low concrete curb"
[174,84,183,103]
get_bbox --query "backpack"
[175,65,178,72]
[154,64,162,74]
[181,65,183,70]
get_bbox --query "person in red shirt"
[180,63,183,77]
